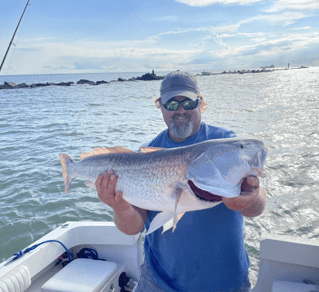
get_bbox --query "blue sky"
[1,0,319,75]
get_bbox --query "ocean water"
[1,68,319,286]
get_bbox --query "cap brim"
[161,89,198,104]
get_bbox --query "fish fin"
[85,181,96,190]
[80,146,134,159]
[145,188,185,236]
[139,146,164,153]
[172,188,182,232]
[163,212,185,234]
[59,154,74,194]
[145,212,175,235]
[111,146,135,153]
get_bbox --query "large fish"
[59,138,267,234]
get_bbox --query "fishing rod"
[0,0,31,73]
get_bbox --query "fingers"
[114,190,125,204]
[223,176,260,211]
[96,171,117,205]
[241,176,259,192]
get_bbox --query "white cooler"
[41,258,125,292]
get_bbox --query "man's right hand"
[95,170,132,214]
[95,171,147,235]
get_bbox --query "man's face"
[161,96,202,142]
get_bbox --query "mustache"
[172,113,191,119]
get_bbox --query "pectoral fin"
[172,188,182,232]
[146,212,175,235]
[162,212,185,234]
[146,211,186,235]
[146,187,185,235]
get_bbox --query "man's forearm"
[239,188,266,217]
[114,206,147,235]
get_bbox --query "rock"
[96,80,109,85]
[118,78,126,82]
[46,82,57,86]
[76,79,96,85]
[128,77,136,81]
[0,84,11,90]
[30,83,48,88]
[4,81,17,88]
[56,82,74,86]
[140,73,157,80]
[1,81,17,89]
[15,83,30,89]
[138,71,164,81]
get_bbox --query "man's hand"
[96,171,131,214]
[222,176,266,217]
[95,171,147,234]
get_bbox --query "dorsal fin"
[139,146,164,153]
[80,146,135,160]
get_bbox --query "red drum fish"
[60,138,266,234]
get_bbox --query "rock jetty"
[0,67,309,90]
[197,66,309,76]
[0,71,164,90]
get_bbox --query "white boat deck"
[0,222,318,292]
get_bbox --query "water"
[1,68,319,286]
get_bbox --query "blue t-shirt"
[143,122,250,292]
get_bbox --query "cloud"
[212,32,319,59]
[264,0,319,13]
[289,26,312,31]
[175,0,261,6]
[149,11,310,45]
[240,11,311,26]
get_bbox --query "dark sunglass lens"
[165,100,179,110]
[183,100,197,110]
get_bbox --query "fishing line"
[4,1,31,75]
[128,6,176,68]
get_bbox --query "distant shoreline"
[198,65,308,76]
[0,66,309,90]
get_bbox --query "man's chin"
[169,122,193,140]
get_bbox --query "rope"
[76,248,106,261]
[13,240,72,262]
[11,241,105,268]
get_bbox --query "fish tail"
[59,153,74,194]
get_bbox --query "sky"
[0,0,319,75]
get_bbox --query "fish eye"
[238,144,244,149]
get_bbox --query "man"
[96,71,266,292]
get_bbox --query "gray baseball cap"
[160,71,200,104]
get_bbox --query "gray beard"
[168,116,194,140]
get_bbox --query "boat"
[201,71,211,76]
[0,221,318,292]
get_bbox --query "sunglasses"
[163,98,199,111]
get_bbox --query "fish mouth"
[188,180,223,202]
[250,148,267,176]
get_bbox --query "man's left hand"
[222,176,259,211]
